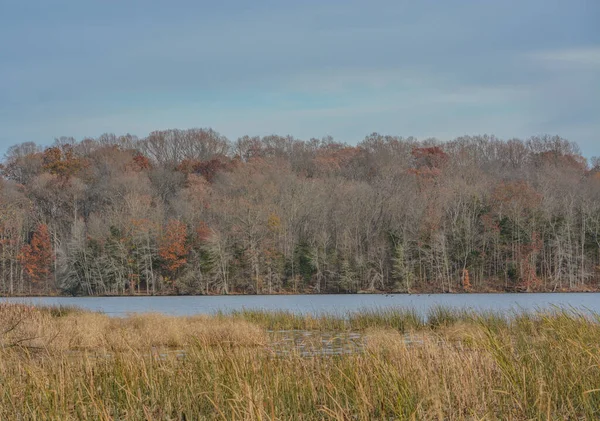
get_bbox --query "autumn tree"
[42,145,85,180]
[462,269,471,291]
[2,130,599,295]
[159,219,189,286]
[176,156,237,183]
[18,224,53,289]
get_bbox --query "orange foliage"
[129,154,152,171]
[18,223,53,285]
[159,220,189,278]
[314,145,361,173]
[462,269,471,291]
[42,146,85,179]
[408,147,448,187]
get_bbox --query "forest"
[0,129,599,296]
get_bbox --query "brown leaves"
[159,220,189,279]
[195,221,213,243]
[129,154,152,172]
[492,181,542,213]
[408,147,449,191]
[411,147,448,171]
[267,213,282,233]
[177,156,237,183]
[314,145,362,175]
[462,269,471,291]
[18,224,53,285]
[42,146,86,180]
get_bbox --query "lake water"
[1,293,599,316]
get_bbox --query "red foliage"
[177,156,237,182]
[411,147,448,170]
[408,147,448,182]
[18,224,53,285]
[129,154,152,171]
[159,220,189,279]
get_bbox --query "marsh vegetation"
[2,303,600,419]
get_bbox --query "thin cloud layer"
[0,0,598,156]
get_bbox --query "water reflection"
[267,330,364,357]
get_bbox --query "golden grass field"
[1,303,600,420]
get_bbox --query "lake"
[1,293,599,316]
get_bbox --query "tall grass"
[2,303,600,419]
[225,307,425,331]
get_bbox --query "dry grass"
[0,303,265,352]
[2,303,600,420]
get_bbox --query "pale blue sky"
[1,0,599,156]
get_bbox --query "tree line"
[1,129,599,295]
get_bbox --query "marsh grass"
[225,306,425,332]
[2,303,600,420]
[0,304,266,352]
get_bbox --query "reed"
[1,303,600,420]
[225,307,425,331]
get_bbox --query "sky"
[1,0,599,157]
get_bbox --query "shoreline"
[2,288,600,298]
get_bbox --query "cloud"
[0,0,598,157]
[529,47,600,68]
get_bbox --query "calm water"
[1,293,599,316]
